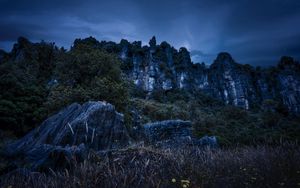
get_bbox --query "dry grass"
[1,143,300,188]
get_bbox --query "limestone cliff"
[114,37,300,113]
[5,36,300,114]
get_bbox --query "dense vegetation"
[0,36,299,146]
[131,96,300,146]
[0,36,300,188]
[0,37,129,138]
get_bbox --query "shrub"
[47,46,129,113]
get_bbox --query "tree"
[47,45,129,113]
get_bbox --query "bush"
[221,105,248,120]
[47,46,129,113]
[262,111,281,127]
[0,38,130,137]
[131,99,189,124]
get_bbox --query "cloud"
[0,0,299,65]
[191,50,215,65]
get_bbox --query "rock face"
[143,120,218,148]
[276,58,300,113]
[25,144,88,171]
[210,55,300,114]
[4,101,131,170]
[3,102,217,171]
[208,53,254,109]
[3,36,300,114]
[143,120,192,143]
[112,37,300,114]
[195,136,218,148]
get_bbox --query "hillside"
[0,36,299,142]
[0,36,299,187]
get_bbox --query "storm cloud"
[0,0,300,66]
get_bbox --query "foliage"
[120,58,134,71]
[48,46,129,113]
[193,107,300,146]
[173,47,191,70]
[132,93,300,146]
[0,40,56,135]
[0,36,299,147]
[0,37,129,136]
[131,98,190,124]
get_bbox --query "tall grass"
[1,143,300,188]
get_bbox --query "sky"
[0,0,300,66]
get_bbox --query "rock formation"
[4,101,131,170]
[143,120,192,143]
[143,120,218,148]
[3,36,300,114]
[113,37,300,114]
[3,101,218,171]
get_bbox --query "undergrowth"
[1,143,300,188]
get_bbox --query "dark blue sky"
[0,0,300,66]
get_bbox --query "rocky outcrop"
[4,101,131,170]
[114,37,300,114]
[2,102,219,171]
[276,57,300,113]
[125,40,196,93]
[208,53,256,109]
[195,136,218,148]
[25,144,88,171]
[143,120,218,148]
[2,36,300,114]
[143,120,192,143]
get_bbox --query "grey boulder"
[195,136,218,148]
[142,120,218,148]
[4,101,131,170]
[143,120,192,144]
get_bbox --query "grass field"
[1,143,299,188]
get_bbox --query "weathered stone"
[26,143,88,171]
[7,101,130,153]
[4,101,131,170]
[208,52,254,110]
[142,120,218,148]
[120,40,300,114]
[143,120,192,143]
[195,136,218,148]
[5,37,300,114]
[276,57,300,113]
